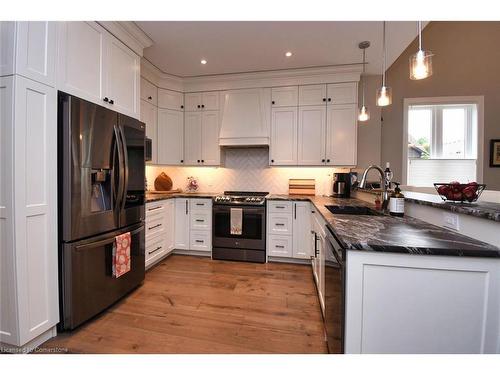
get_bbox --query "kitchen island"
[269,194,500,354]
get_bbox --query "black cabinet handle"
[201,160,204,163]
[271,101,275,105]
[294,204,297,219]
[185,200,188,215]
[109,99,114,105]
[147,206,162,212]
[181,105,184,109]
[201,104,205,108]
[276,206,285,209]
[322,98,326,102]
[148,246,162,255]
[197,160,200,163]
[275,223,285,226]
[195,203,205,206]
[148,96,152,100]
[180,159,184,163]
[271,159,274,163]
[148,223,162,230]
[328,98,332,102]
[275,245,285,249]
[103,97,109,102]
[195,240,204,243]
[326,159,330,163]
[197,105,201,108]
[195,219,205,222]
[322,159,326,163]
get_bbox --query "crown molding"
[141,63,362,93]
[98,21,153,57]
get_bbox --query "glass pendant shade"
[376,86,392,107]
[358,105,370,122]
[410,49,433,80]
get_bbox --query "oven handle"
[213,205,265,215]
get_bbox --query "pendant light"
[376,21,392,107]
[358,41,370,122]
[409,21,433,80]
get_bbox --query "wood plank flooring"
[41,255,327,354]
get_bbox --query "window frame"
[402,96,484,187]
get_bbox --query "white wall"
[147,148,338,195]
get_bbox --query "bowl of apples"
[434,182,486,203]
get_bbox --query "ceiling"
[135,21,421,77]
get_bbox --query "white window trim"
[402,96,484,187]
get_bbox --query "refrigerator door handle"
[118,125,129,211]
[113,125,125,212]
[75,225,144,252]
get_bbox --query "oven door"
[212,205,266,250]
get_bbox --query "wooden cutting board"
[289,179,316,196]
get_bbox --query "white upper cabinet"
[183,110,220,166]
[0,22,56,86]
[56,22,105,105]
[326,103,357,166]
[141,77,158,106]
[271,86,298,107]
[157,108,184,165]
[158,88,183,111]
[201,92,219,111]
[298,84,327,106]
[201,111,221,166]
[184,111,202,165]
[297,105,327,165]
[327,82,357,105]
[57,21,141,119]
[184,91,219,111]
[104,36,140,118]
[270,107,298,166]
[140,100,158,164]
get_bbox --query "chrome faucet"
[359,165,391,209]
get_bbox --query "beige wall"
[381,21,500,190]
[355,74,382,177]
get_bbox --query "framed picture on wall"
[490,139,500,167]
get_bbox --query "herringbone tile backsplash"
[146,148,339,195]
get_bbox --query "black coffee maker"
[332,172,352,198]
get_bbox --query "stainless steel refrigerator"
[58,92,146,330]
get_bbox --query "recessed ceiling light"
[285,51,293,57]
[201,59,207,65]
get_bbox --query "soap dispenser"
[389,182,405,217]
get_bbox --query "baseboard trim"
[267,256,312,265]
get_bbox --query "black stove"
[214,191,268,206]
[212,191,268,263]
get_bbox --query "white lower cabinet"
[345,251,500,354]
[267,200,312,260]
[1,75,59,348]
[174,198,212,253]
[145,199,174,269]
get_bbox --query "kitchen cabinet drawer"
[271,86,298,107]
[190,211,212,231]
[327,83,357,105]
[190,230,212,252]
[158,88,184,111]
[268,235,293,257]
[146,202,166,219]
[268,213,293,235]
[141,77,157,105]
[268,200,293,214]
[145,214,166,238]
[145,235,167,263]
[299,84,327,106]
[190,199,212,212]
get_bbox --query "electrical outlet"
[443,212,460,231]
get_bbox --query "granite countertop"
[268,194,500,258]
[145,191,219,202]
[353,188,500,222]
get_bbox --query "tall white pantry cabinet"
[1,21,59,349]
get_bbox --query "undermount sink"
[325,205,381,216]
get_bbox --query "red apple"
[437,185,450,196]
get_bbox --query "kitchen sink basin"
[325,205,381,216]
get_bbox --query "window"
[404,99,481,187]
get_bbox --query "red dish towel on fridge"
[113,232,131,278]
